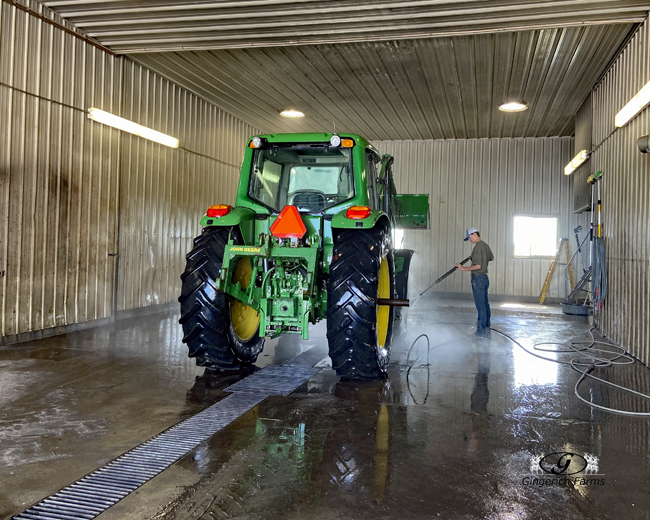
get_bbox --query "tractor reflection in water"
[173,373,398,518]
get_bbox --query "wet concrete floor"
[2,295,650,519]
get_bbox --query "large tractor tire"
[326,227,395,380]
[179,227,264,369]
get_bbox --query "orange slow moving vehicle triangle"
[270,205,307,239]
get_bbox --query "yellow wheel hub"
[377,256,390,349]
[230,257,260,342]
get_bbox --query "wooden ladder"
[539,238,575,304]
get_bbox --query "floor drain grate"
[13,364,318,520]
[224,364,319,395]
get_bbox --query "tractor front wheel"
[326,228,395,379]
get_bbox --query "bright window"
[513,216,557,257]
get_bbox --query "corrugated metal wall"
[0,0,123,336]
[574,93,593,213]
[117,60,252,311]
[590,18,650,365]
[374,137,581,300]
[0,0,258,338]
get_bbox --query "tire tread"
[326,229,394,380]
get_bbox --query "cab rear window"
[249,144,354,213]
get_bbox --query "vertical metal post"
[112,58,125,318]
[590,182,594,268]
[597,177,602,238]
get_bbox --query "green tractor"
[179,133,428,380]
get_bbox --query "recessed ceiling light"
[280,109,304,118]
[499,102,528,112]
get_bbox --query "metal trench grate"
[224,364,319,395]
[13,364,318,520]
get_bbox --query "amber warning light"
[206,205,232,218]
[270,206,307,239]
[345,206,372,219]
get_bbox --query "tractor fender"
[330,208,390,232]
[200,207,256,245]
[393,249,415,300]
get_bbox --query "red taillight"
[206,204,232,218]
[345,206,372,220]
[270,205,307,239]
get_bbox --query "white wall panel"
[374,137,581,300]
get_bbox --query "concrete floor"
[2,295,650,519]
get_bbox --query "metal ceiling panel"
[40,0,649,53]
[130,25,635,139]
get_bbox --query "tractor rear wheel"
[179,227,264,369]
[227,256,265,362]
[326,228,395,380]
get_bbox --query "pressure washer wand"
[419,256,471,296]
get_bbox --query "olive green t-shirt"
[470,240,494,276]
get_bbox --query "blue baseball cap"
[464,227,479,241]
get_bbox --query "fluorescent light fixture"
[615,80,650,127]
[499,101,528,112]
[280,109,304,117]
[87,108,179,148]
[564,150,589,176]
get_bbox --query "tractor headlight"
[250,136,262,149]
[330,135,341,147]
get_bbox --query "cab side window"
[365,150,380,209]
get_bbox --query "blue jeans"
[471,274,491,333]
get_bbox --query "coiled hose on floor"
[492,327,650,417]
